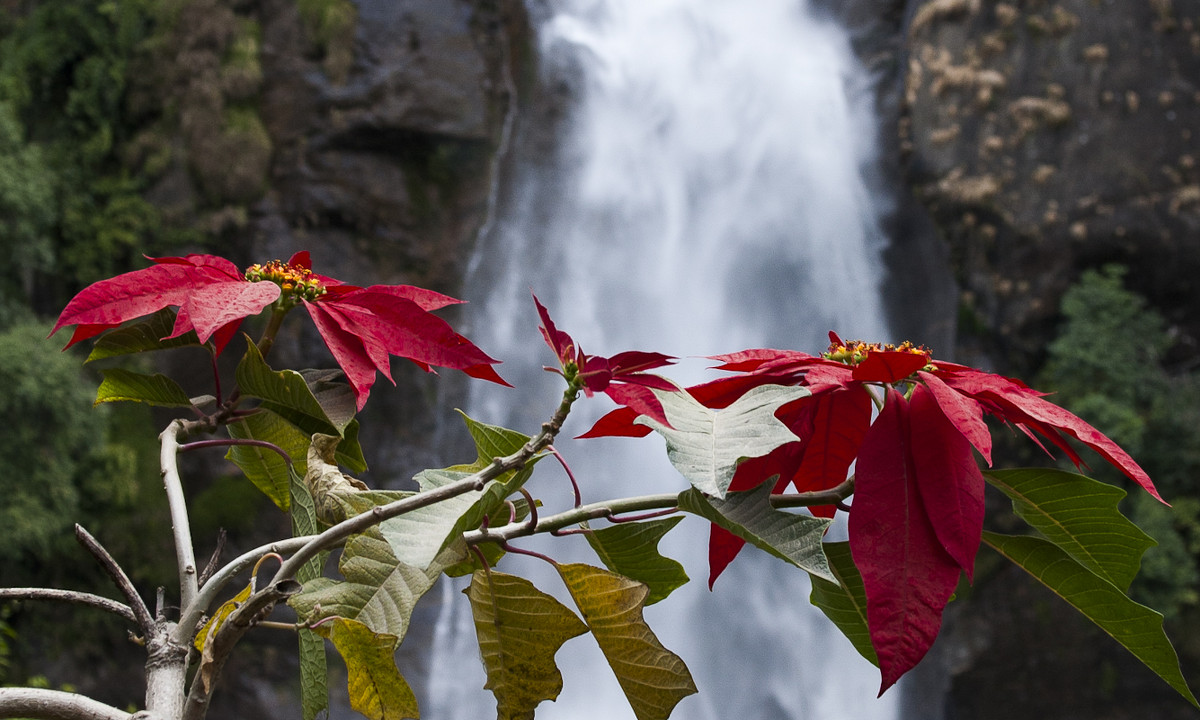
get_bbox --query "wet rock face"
[237,0,524,486]
[902,0,1200,367]
[254,0,510,298]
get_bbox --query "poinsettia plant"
[1,255,1195,720]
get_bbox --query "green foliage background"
[1039,265,1200,618]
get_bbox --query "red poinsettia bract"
[51,252,506,409]
[584,331,1164,693]
[534,294,675,424]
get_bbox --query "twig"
[0,588,136,625]
[75,525,154,637]
[178,438,291,463]
[547,446,582,507]
[160,419,200,612]
[197,530,227,588]
[468,478,858,544]
[173,538,310,648]
[0,687,131,720]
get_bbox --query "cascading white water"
[426,1,900,718]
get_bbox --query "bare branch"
[267,385,581,588]
[0,688,131,720]
[0,588,136,625]
[197,529,227,588]
[465,478,858,544]
[74,525,154,636]
[160,419,200,612]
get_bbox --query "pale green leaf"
[95,368,193,407]
[808,542,877,666]
[634,384,809,498]
[558,563,697,720]
[467,570,588,720]
[985,468,1156,591]
[678,482,834,583]
[379,469,480,570]
[289,534,440,641]
[983,531,1198,708]
[85,308,200,362]
[379,464,530,571]
[583,517,689,605]
[316,617,418,720]
[226,409,310,510]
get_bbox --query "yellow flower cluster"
[245,260,327,301]
[823,338,931,366]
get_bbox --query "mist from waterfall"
[426,0,899,718]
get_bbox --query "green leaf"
[448,410,540,487]
[315,617,419,720]
[95,367,194,407]
[289,533,441,641]
[297,628,328,720]
[291,467,329,720]
[983,531,1198,708]
[583,517,689,605]
[984,468,1156,591]
[236,340,366,472]
[467,570,589,720]
[678,482,835,583]
[226,410,310,511]
[290,465,326,584]
[557,563,697,720]
[808,542,877,666]
[634,384,809,498]
[85,308,201,362]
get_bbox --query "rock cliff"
[897,1,1200,717]
[902,0,1200,370]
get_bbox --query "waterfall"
[427,0,899,718]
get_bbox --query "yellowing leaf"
[193,581,254,693]
[467,570,588,720]
[557,563,697,720]
[316,617,418,720]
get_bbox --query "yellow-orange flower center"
[823,338,932,366]
[245,260,326,301]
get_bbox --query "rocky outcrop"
[902,0,1200,369]
[898,1,1200,717]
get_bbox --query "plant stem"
[465,478,856,544]
[255,306,289,359]
[160,419,199,612]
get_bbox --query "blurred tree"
[1040,265,1200,617]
